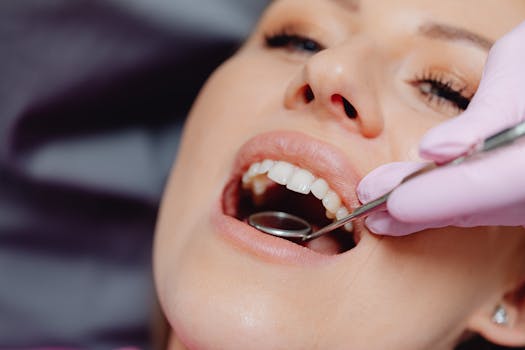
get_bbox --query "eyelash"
[264,30,472,112]
[264,30,325,53]
[411,71,472,112]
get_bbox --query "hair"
[457,336,525,350]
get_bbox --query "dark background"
[0,1,266,348]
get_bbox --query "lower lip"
[210,200,344,266]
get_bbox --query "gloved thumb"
[357,162,428,204]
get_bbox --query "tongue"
[304,235,342,255]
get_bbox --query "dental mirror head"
[248,211,312,239]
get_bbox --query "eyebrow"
[418,22,494,51]
[329,0,360,12]
[327,0,493,52]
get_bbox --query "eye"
[264,30,324,54]
[410,71,473,112]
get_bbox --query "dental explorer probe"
[248,120,525,242]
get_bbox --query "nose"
[284,39,384,138]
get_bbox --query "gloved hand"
[357,21,525,236]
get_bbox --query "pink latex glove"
[357,21,525,236]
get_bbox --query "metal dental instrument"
[248,120,525,242]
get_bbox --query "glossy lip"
[212,130,368,266]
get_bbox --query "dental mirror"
[248,211,311,239]
[247,120,525,242]
[248,192,389,242]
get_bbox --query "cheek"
[188,52,290,131]
[172,52,298,191]
[329,228,508,344]
[380,104,433,161]
[164,57,272,207]
[373,227,504,309]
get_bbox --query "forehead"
[267,0,525,41]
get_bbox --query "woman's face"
[155,1,525,349]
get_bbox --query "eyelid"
[261,20,332,50]
[419,68,468,88]
[264,32,325,55]
[407,70,474,114]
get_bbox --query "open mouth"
[223,159,359,255]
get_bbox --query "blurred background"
[0,1,266,348]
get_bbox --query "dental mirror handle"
[302,163,435,241]
[303,120,525,242]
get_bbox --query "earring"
[492,305,509,325]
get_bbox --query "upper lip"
[228,130,363,211]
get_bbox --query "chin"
[155,130,388,350]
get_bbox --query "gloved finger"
[444,201,525,227]
[364,211,435,236]
[357,162,429,204]
[366,202,525,236]
[387,144,525,224]
[419,21,525,163]
[419,83,525,163]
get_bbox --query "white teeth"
[241,159,354,232]
[322,190,341,213]
[242,163,261,189]
[336,207,354,231]
[242,172,251,188]
[336,207,349,220]
[252,175,271,206]
[310,178,329,199]
[252,175,270,196]
[267,161,295,185]
[286,168,315,194]
[247,162,261,178]
[259,159,275,174]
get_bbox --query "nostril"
[342,97,358,119]
[303,85,315,103]
[331,94,358,119]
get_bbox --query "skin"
[154,1,525,349]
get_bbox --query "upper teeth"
[242,160,354,232]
